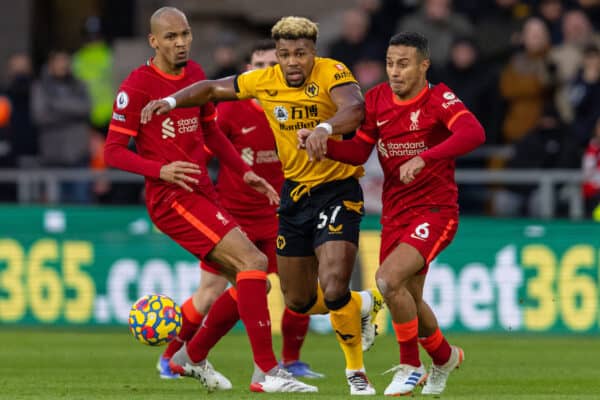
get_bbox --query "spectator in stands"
[4,53,37,164]
[569,43,600,147]
[474,0,528,67]
[498,104,580,217]
[352,57,386,91]
[396,0,473,68]
[550,9,600,122]
[0,93,16,201]
[500,17,556,144]
[328,8,372,71]
[72,16,116,202]
[73,16,115,132]
[430,36,502,144]
[576,0,600,31]
[357,0,415,48]
[582,117,600,218]
[31,51,92,203]
[537,0,566,45]
[430,36,503,213]
[509,105,580,171]
[210,33,240,79]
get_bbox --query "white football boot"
[346,370,376,395]
[422,346,464,395]
[169,345,232,392]
[383,363,427,396]
[361,289,384,352]
[250,366,318,393]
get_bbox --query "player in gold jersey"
[141,16,383,395]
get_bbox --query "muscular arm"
[325,83,365,134]
[301,82,365,160]
[141,77,239,124]
[173,76,238,107]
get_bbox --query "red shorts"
[149,191,237,260]
[201,213,278,275]
[380,208,458,275]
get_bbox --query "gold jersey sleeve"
[235,57,364,188]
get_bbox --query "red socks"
[393,317,420,367]
[163,297,203,359]
[419,327,452,366]
[186,287,240,363]
[281,307,310,364]
[236,270,278,372]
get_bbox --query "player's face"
[276,39,316,87]
[386,45,430,99]
[247,48,278,71]
[149,14,192,71]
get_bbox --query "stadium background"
[0,1,600,398]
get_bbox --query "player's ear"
[148,33,158,49]
[421,57,430,73]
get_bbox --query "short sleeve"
[434,88,470,130]
[108,81,148,137]
[324,59,358,93]
[234,69,263,100]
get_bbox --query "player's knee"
[319,270,350,300]
[236,250,268,272]
[282,289,314,313]
[376,276,389,297]
[284,297,312,314]
[376,265,407,295]
[321,281,348,302]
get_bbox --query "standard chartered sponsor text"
[385,140,427,157]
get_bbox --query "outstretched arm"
[325,134,374,166]
[298,83,365,161]
[141,76,238,123]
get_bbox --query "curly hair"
[271,16,318,43]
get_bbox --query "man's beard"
[286,78,304,88]
[175,61,188,68]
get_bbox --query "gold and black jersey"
[235,57,364,187]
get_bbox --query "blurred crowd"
[0,0,599,218]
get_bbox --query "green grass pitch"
[2,328,599,399]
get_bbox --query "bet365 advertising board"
[0,206,598,334]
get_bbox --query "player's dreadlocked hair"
[389,32,430,59]
[271,16,318,43]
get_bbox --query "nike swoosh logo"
[241,126,257,134]
[376,120,389,127]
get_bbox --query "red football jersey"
[358,82,470,224]
[216,99,284,219]
[108,59,217,203]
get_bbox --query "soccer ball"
[128,294,182,346]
